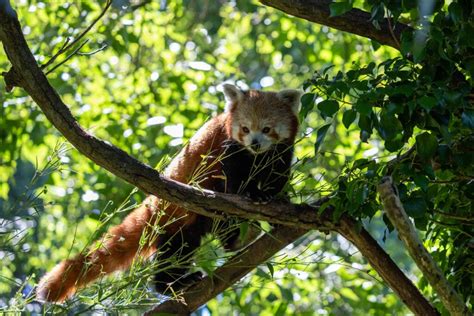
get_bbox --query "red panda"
[36,84,301,302]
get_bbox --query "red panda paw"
[36,261,79,303]
[244,190,273,204]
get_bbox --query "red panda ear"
[222,84,244,112]
[277,89,302,115]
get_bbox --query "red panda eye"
[262,127,270,133]
[242,127,250,133]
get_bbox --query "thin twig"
[77,44,107,56]
[385,8,400,50]
[41,0,112,71]
[433,210,474,222]
[40,37,71,70]
[44,39,89,75]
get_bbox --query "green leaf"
[461,110,474,128]
[322,64,335,75]
[353,158,369,169]
[329,2,352,17]
[340,288,360,302]
[317,100,339,119]
[279,286,293,301]
[342,109,357,129]
[355,184,369,205]
[385,138,404,152]
[444,91,463,106]
[371,40,381,51]
[315,123,331,154]
[448,2,463,25]
[266,262,274,279]
[414,216,428,231]
[239,221,249,241]
[400,29,414,56]
[354,99,372,115]
[358,114,372,131]
[416,132,438,160]
[360,130,370,143]
[275,302,288,316]
[413,174,429,191]
[418,95,437,111]
[299,93,316,120]
[361,202,376,217]
[369,3,384,23]
[403,196,427,218]
[379,112,403,140]
[412,41,426,63]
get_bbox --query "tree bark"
[149,214,440,315]
[259,0,411,50]
[378,177,470,316]
[337,215,439,316]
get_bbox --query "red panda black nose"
[251,139,260,151]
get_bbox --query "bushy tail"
[36,196,163,302]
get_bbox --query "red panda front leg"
[153,215,212,293]
[36,196,163,302]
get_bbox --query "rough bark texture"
[259,0,411,50]
[378,177,470,316]
[0,1,437,315]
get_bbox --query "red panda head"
[223,84,301,154]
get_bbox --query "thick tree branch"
[378,177,470,316]
[149,214,440,315]
[0,2,436,315]
[337,215,439,316]
[146,226,308,315]
[259,0,412,50]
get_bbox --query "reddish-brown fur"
[36,88,299,302]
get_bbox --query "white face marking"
[275,121,291,141]
[244,131,273,154]
[231,118,277,154]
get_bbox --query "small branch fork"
[0,1,438,315]
[378,177,470,316]
[40,0,112,72]
[44,39,89,76]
